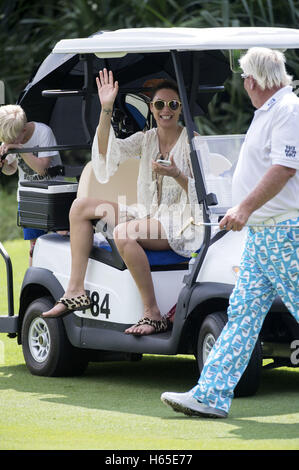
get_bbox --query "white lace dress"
[91,125,204,257]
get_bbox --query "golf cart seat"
[77,159,139,205]
[77,159,190,267]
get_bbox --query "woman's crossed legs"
[42,196,170,335]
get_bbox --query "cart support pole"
[170,50,209,206]
[0,242,14,316]
[81,54,94,144]
[170,50,212,287]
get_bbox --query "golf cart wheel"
[21,296,88,377]
[197,311,262,397]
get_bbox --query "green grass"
[0,189,23,242]
[1,239,299,450]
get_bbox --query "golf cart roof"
[19,28,236,145]
[53,27,299,56]
[17,26,299,149]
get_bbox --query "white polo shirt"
[232,86,299,222]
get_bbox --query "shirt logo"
[284,145,296,158]
[267,97,276,108]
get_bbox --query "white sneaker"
[161,391,227,419]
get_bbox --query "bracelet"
[174,169,181,178]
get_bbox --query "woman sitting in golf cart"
[42,69,204,335]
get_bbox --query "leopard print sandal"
[128,317,169,335]
[41,294,92,318]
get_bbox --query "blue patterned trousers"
[192,217,299,413]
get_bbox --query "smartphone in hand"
[156,159,171,166]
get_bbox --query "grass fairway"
[1,239,299,451]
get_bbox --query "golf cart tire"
[21,296,88,377]
[197,311,262,398]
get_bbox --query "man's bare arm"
[220,164,296,231]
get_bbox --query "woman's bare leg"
[114,217,170,335]
[42,197,119,317]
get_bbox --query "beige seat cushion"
[77,159,139,205]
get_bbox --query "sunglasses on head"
[151,100,182,111]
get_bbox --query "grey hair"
[0,105,27,143]
[239,47,293,90]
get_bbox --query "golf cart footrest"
[0,316,19,334]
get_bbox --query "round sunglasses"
[151,99,182,111]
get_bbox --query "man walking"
[161,47,299,419]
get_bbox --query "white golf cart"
[1,27,299,398]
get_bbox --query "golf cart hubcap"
[202,333,215,363]
[28,318,51,363]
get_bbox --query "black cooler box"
[18,180,78,231]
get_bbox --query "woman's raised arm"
[96,69,119,157]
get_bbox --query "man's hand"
[219,164,296,231]
[1,142,23,154]
[219,204,250,231]
[0,143,20,174]
[0,142,22,159]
